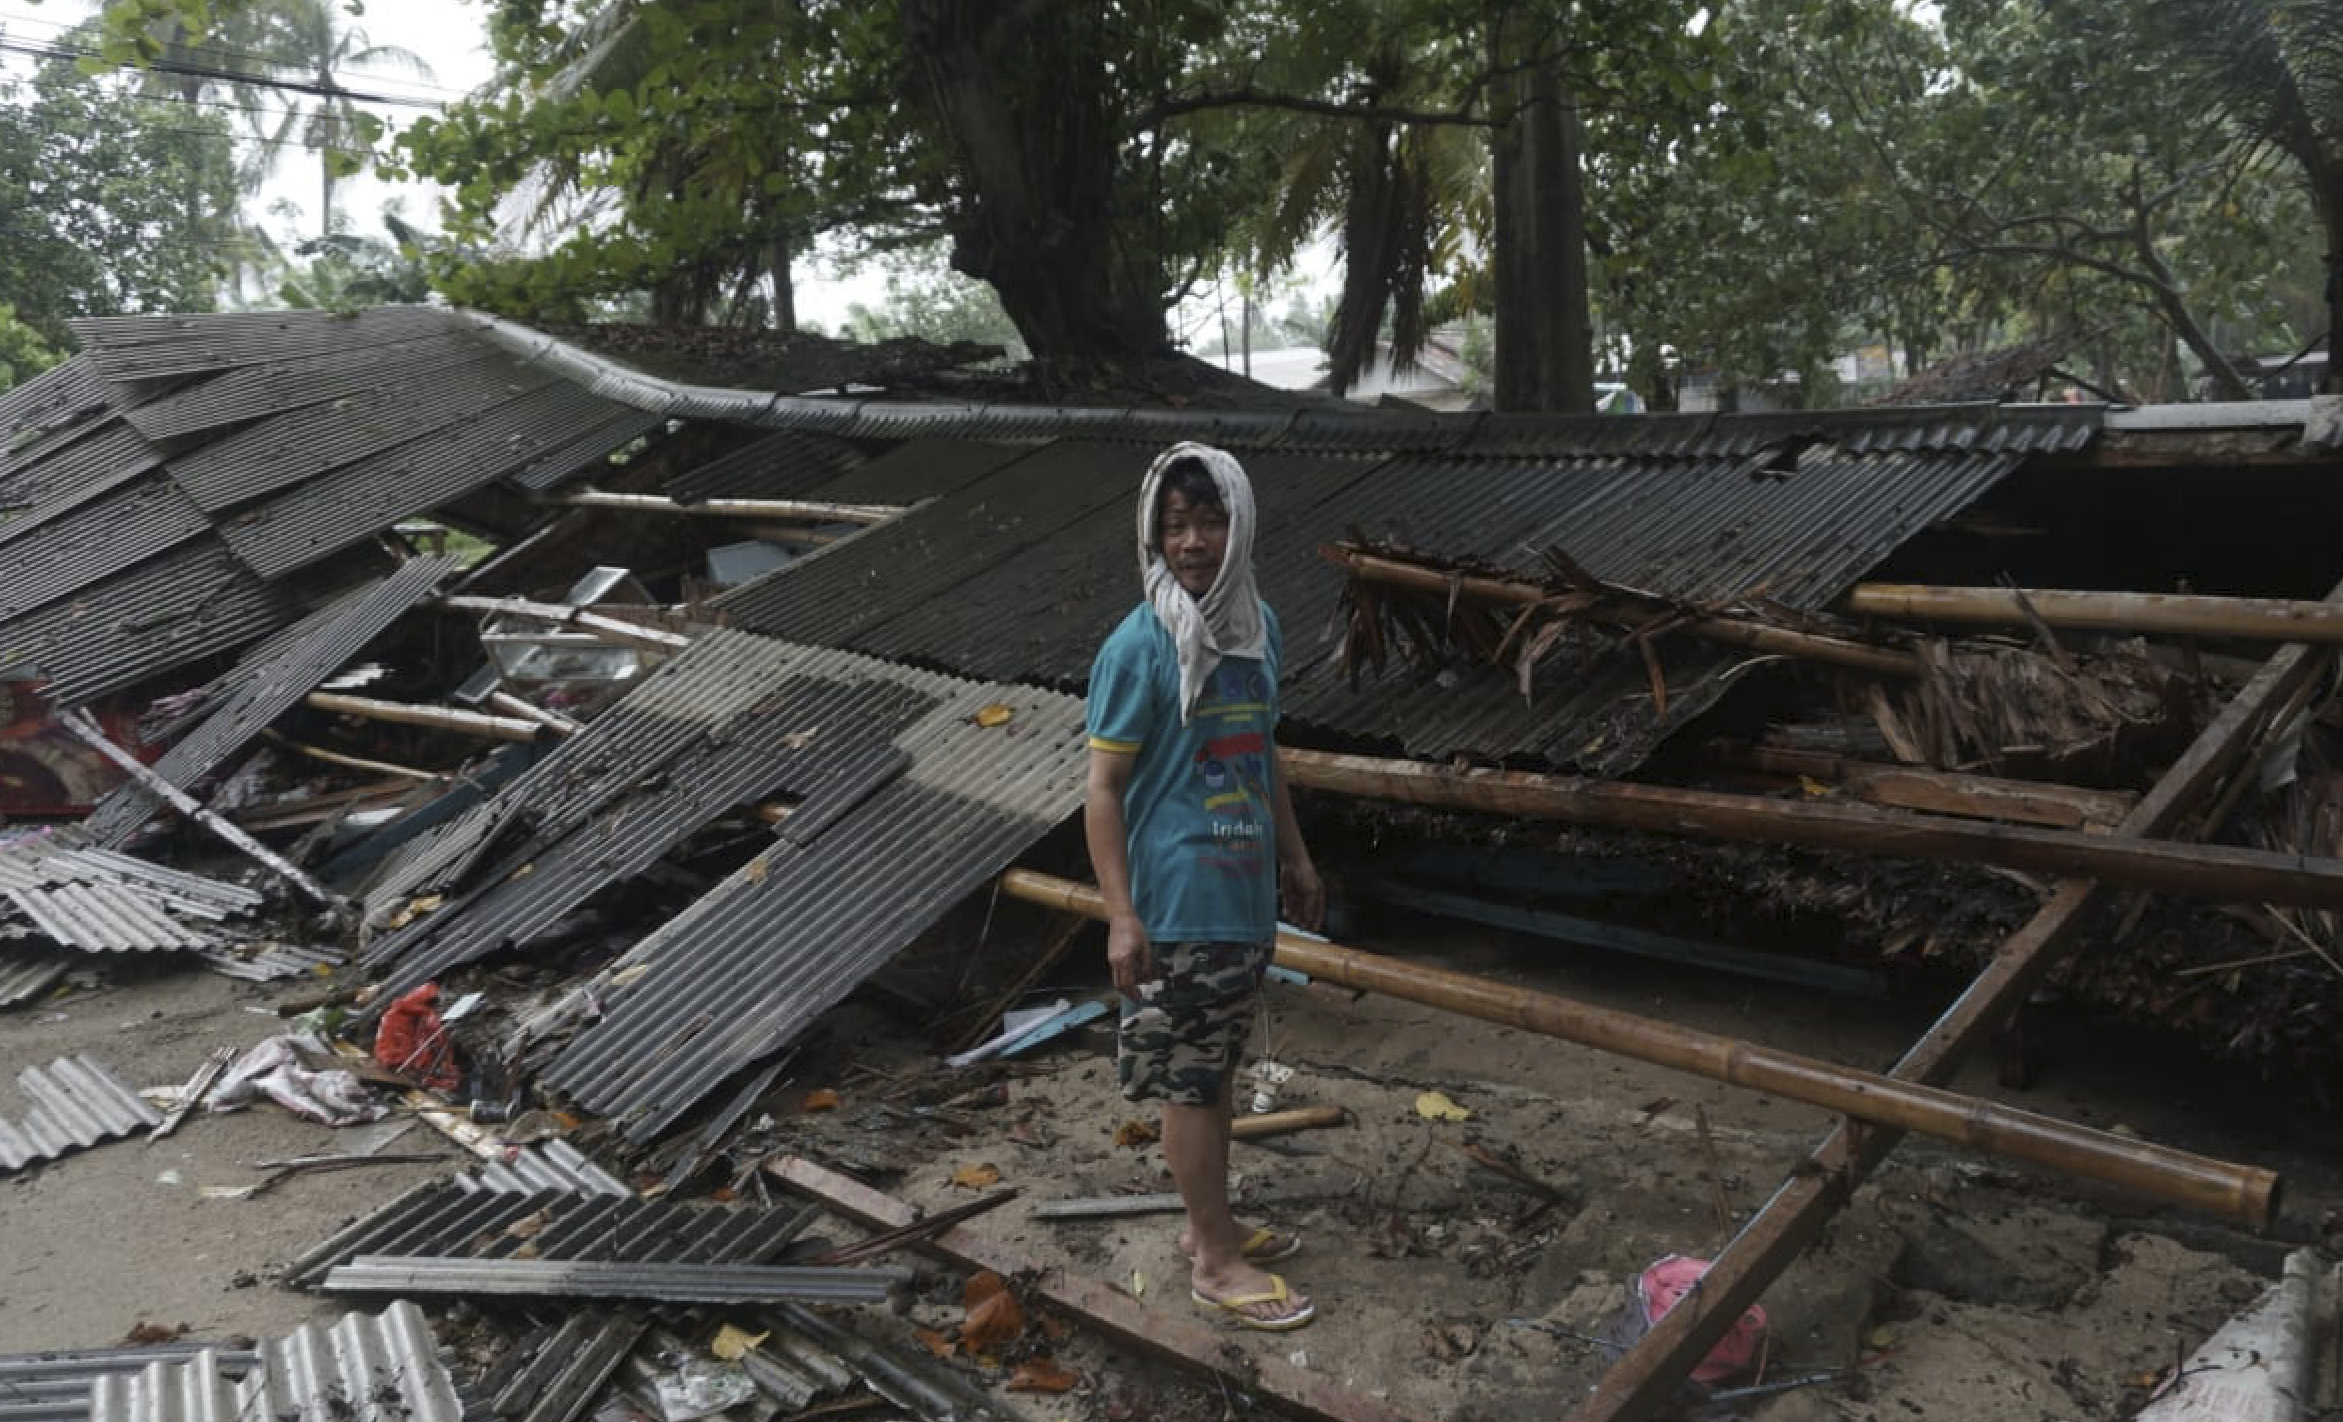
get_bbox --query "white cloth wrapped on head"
[1135,441,1265,722]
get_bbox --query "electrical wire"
[0,32,447,107]
[0,5,475,100]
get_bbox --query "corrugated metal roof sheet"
[84,555,465,846]
[218,382,647,579]
[290,1185,820,1289]
[459,1138,631,1196]
[121,330,497,443]
[0,423,167,552]
[708,433,2027,768]
[0,359,117,482]
[504,404,668,491]
[0,838,265,951]
[0,1053,162,1172]
[191,940,344,981]
[0,540,307,705]
[68,307,462,385]
[708,439,1140,651]
[0,479,210,624]
[322,1256,908,1305]
[163,352,556,513]
[660,429,869,504]
[0,1342,259,1422]
[539,633,1087,1144]
[87,1302,462,1422]
[0,946,71,1008]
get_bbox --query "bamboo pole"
[546,490,906,526]
[263,730,451,782]
[1333,548,1921,679]
[1850,582,2343,645]
[1282,747,2343,911]
[1572,585,2343,1422]
[435,595,695,652]
[486,690,583,736]
[58,710,348,910]
[998,870,2277,1227]
[305,692,543,744]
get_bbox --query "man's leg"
[1169,1089,1308,1323]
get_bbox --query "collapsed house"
[4,306,2342,1420]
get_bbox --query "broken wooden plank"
[435,595,694,652]
[1279,747,2343,912]
[1568,592,2341,1421]
[997,870,2279,1225]
[767,1155,1430,1422]
[1850,582,2343,645]
[1712,743,2138,830]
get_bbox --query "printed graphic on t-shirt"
[1191,662,1273,877]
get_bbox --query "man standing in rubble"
[1084,441,1325,1332]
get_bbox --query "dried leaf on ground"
[950,1161,1002,1189]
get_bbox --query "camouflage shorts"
[1118,940,1272,1106]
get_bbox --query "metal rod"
[1281,747,2343,913]
[1333,547,1921,679]
[57,710,347,910]
[997,869,2279,1227]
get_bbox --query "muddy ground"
[4,904,2338,1421]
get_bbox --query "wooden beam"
[1850,582,2343,645]
[1333,548,1921,679]
[766,1156,1430,1422]
[1568,595,2339,1421]
[1280,747,2343,912]
[997,871,2277,1226]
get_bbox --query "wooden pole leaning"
[995,870,2278,1228]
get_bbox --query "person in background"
[1083,441,1325,1331]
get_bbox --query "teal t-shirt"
[1085,603,1283,944]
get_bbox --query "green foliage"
[0,308,64,394]
[838,252,1028,358]
[0,36,242,348]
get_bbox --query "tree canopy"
[76,0,2343,405]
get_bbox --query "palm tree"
[2139,0,2343,391]
[245,0,432,237]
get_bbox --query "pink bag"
[1635,1254,1770,1385]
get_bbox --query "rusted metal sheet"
[0,1053,162,1172]
[533,633,1087,1144]
[83,555,465,847]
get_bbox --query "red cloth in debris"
[1639,1255,1769,1385]
[373,984,459,1091]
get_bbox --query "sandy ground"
[4,911,2339,1421]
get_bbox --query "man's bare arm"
[1085,748,1150,998]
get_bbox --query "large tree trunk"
[898,0,1170,358]
[1490,57,1594,412]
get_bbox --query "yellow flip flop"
[1191,1273,1316,1331]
